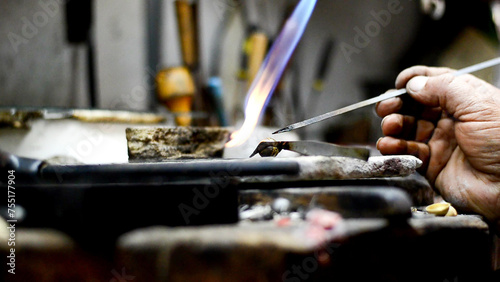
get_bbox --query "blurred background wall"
[1,0,498,143]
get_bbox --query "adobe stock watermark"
[7,0,66,54]
[178,165,242,224]
[282,242,340,282]
[212,0,240,21]
[340,0,405,63]
[110,267,135,282]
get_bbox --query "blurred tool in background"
[156,67,195,126]
[164,0,198,126]
[232,0,266,124]
[246,30,270,125]
[246,32,269,92]
[64,0,97,108]
[174,0,228,126]
[226,0,317,147]
[201,0,240,127]
[175,0,199,70]
[155,0,201,126]
[236,0,299,128]
[232,24,254,123]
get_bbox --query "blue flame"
[244,0,317,120]
[227,0,317,147]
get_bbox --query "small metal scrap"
[249,138,370,160]
[425,202,457,217]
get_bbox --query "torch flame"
[225,0,317,148]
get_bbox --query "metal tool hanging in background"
[232,0,270,123]
[156,0,219,126]
[64,0,98,108]
[154,0,198,126]
[175,0,199,70]
[240,0,273,91]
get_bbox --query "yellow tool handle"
[175,0,198,69]
[246,32,269,90]
[156,66,195,126]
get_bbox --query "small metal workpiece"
[249,138,370,160]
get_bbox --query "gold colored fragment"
[425,203,451,216]
[445,206,458,217]
[425,202,458,217]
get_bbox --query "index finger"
[395,66,455,89]
[376,94,442,122]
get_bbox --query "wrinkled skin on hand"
[375,66,500,229]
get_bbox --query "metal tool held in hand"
[250,139,370,160]
[273,57,500,134]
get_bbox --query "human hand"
[376,66,500,227]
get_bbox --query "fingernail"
[407,76,428,93]
[376,137,383,148]
[380,116,388,128]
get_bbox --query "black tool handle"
[0,151,44,185]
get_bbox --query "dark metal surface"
[0,150,429,253]
[0,151,300,185]
[8,182,239,253]
[1,151,243,251]
[240,186,413,219]
[237,174,434,206]
[39,160,300,184]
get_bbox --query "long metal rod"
[0,150,300,185]
[273,57,500,134]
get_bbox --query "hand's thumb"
[406,74,456,112]
[407,76,429,94]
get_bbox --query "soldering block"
[126,127,230,161]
